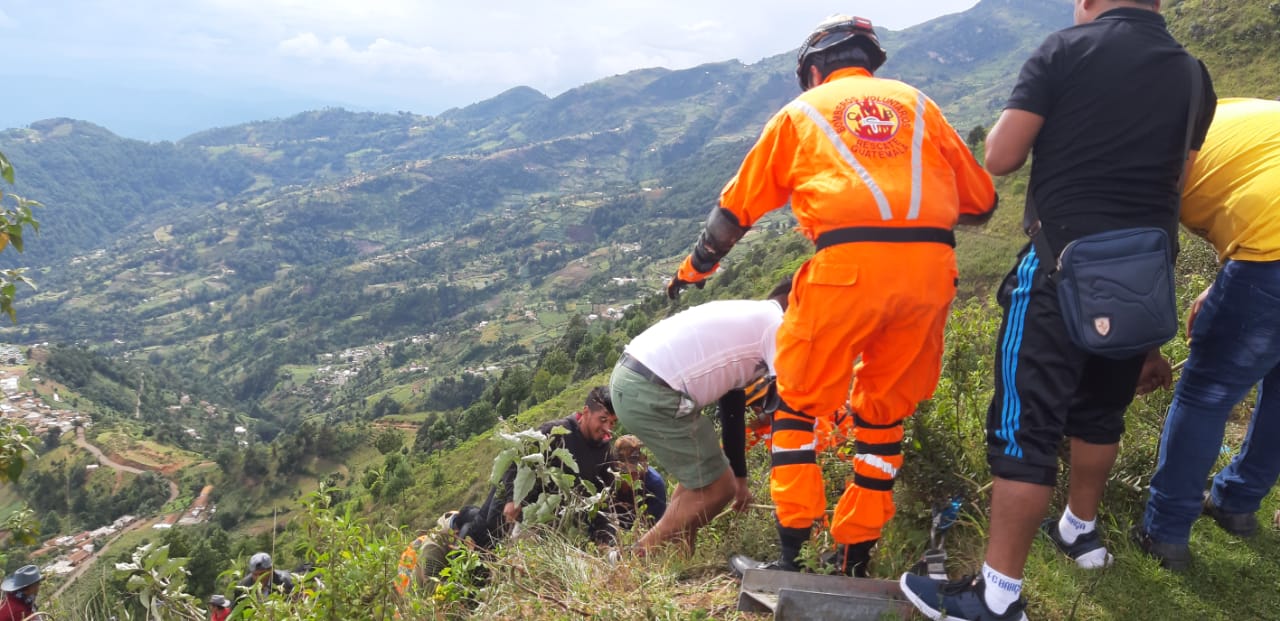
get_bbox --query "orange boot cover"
[769,407,827,530]
[830,417,904,545]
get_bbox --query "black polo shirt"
[1008,7,1216,253]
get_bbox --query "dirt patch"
[551,261,592,283]
[372,421,420,433]
[105,451,186,477]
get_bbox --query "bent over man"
[667,14,995,577]
[611,278,792,555]
[1138,98,1280,570]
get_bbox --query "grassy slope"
[1169,0,1280,100]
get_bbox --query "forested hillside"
[1,0,1277,618]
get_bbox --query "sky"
[0,0,981,141]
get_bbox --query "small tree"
[488,425,607,532]
[373,427,405,455]
[0,151,40,321]
[113,543,206,621]
[965,124,988,152]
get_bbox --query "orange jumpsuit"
[393,534,434,597]
[678,67,995,546]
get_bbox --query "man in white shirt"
[609,277,791,555]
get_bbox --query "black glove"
[666,276,705,300]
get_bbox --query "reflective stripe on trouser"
[769,410,825,530]
[830,421,903,544]
[769,244,956,540]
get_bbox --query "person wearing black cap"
[0,565,42,621]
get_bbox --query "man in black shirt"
[901,2,1215,619]
[455,387,618,549]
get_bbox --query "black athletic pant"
[986,246,1146,487]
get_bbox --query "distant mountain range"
[0,0,1072,270]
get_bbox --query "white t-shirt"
[624,299,782,408]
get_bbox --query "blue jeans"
[1144,260,1280,544]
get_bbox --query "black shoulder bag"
[1024,56,1204,360]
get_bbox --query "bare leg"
[635,468,736,554]
[985,477,1053,578]
[1066,439,1119,521]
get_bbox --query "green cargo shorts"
[609,360,729,489]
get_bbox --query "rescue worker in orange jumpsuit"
[668,15,996,576]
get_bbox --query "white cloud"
[277,32,561,87]
[0,0,990,132]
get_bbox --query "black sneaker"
[1203,492,1258,537]
[899,573,1027,621]
[1041,518,1112,568]
[1130,526,1191,572]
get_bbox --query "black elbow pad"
[959,194,999,227]
[690,207,750,273]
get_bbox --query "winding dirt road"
[50,428,182,600]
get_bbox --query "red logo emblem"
[846,99,900,142]
[832,96,909,158]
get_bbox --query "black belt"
[814,226,955,251]
[620,354,670,389]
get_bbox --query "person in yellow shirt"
[666,14,996,576]
[1137,98,1280,571]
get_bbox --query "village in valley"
[0,343,217,578]
[0,345,88,440]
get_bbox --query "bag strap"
[1178,55,1205,190]
[1022,54,1205,274]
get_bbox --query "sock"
[981,563,1022,615]
[1058,506,1095,545]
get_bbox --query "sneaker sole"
[1072,548,1114,569]
[1043,520,1112,569]
[897,574,1029,621]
